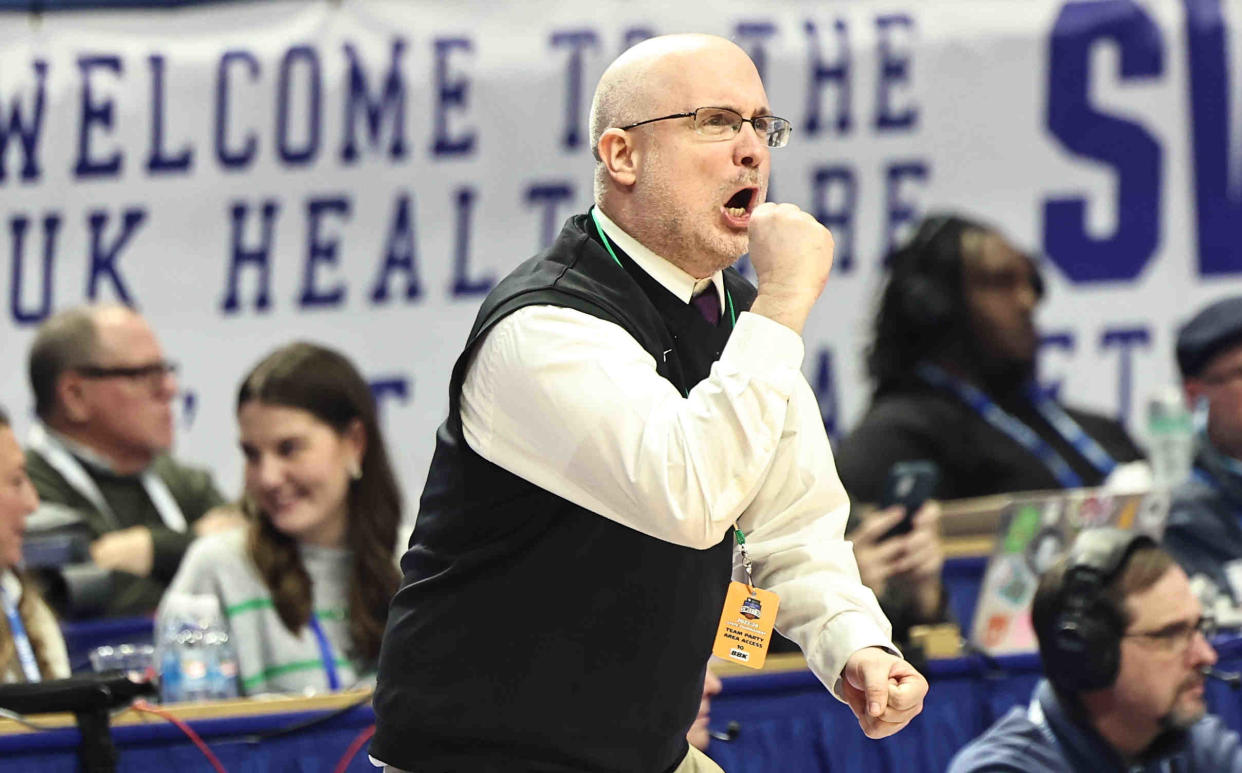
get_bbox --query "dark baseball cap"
[1177,296,1242,378]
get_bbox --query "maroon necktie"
[692,289,721,325]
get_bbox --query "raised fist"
[746,202,836,334]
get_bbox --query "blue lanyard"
[917,363,1118,488]
[0,583,41,683]
[306,614,340,691]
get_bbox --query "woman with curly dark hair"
[0,406,70,684]
[828,214,1143,650]
[837,212,1142,504]
[165,343,402,695]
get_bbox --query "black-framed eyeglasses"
[1123,615,1216,652]
[619,107,792,148]
[76,360,178,389]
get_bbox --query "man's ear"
[57,372,91,424]
[1184,379,1206,406]
[597,128,639,188]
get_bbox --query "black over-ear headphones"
[1045,528,1156,693]
[888,214,967,332]
[888,213,1048,333]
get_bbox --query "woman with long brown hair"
[165,343,402,694]
[0,406,69,684]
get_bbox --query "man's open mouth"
[720,188,755,226]
[724,187,758,218]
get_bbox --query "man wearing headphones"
[949,528,1242,771]
[836,213,1143,503]
[1163,296,1242,606]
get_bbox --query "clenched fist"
[747,202,836,334]
[841,646,928,739]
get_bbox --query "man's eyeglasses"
[619,107,792,148]
[75,361,178,390]
[1123,615,1216,652]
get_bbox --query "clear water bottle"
[157,618,184,704]
[157,593,237,702]
[178,622,213,702]
[204,623,240,699]
[1147,385,1194,489]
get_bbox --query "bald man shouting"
[372,34,927,772]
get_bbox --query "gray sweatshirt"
[164,528,369,695]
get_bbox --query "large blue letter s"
[1044,1,1163,283]
[1185,0,1242,276]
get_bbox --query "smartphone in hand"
[878,460,940,542]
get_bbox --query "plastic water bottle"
[204,622,240,699]
[157,618,184,704]
[157,593,238,702]
[1147,385,1194,489]
[180,621,214,702]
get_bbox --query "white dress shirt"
[460,207,894,698]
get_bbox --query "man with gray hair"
[373,34,926,772]
[26,304,233,616]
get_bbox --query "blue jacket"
[1163,436,1242,604]
[947,680,1242,772]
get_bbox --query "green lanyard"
[735,527,755,591]
[590,208,751,569]
[589,207,737,327]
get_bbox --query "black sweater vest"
[371,214,757,772]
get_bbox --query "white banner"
[1,0,1240,517]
